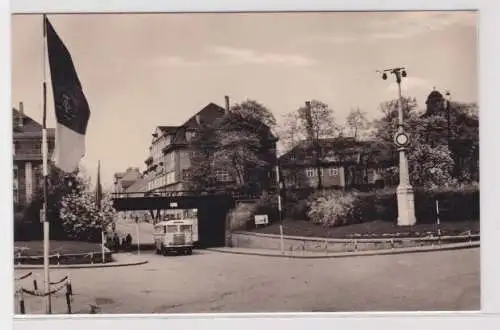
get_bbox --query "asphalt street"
[13,247,480,314]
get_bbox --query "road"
[13,248,480,314]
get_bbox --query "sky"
[11,11,478,189]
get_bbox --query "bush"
[306,190,359,227]
[283,191,310,220]
[303,185,479,227]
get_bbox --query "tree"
[17,164,87,240]
[345,107,370,140]
[188,99,277,193]
[278,100,340,189]
[60,192,116,242]
[370,97,466,188]
[297,100,340,141]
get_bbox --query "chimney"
[224,95,230,114]
[18,102,24,128]
[195,114,201,126]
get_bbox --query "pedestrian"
[113,233,120,252]
[126,233,132,251]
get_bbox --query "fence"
[14,272,74,314]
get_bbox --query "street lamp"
[378,67,416,226]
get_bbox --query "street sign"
[254,214,269,226]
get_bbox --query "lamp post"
[378,67,416,226]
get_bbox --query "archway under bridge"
[111,191,242,248]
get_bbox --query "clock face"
[394,132,409,147]
[397,134,408,144]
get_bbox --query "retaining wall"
[230,231,480,253]
[15,251,113,265]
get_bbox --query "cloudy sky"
[11,11,478,189]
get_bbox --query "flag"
[96,161,103,210]
[45,17,90,173]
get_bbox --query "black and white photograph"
[11,10,480,315]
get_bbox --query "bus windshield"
[180,225,192,232]
[166,225,178,233]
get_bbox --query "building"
[12,102,55,209]
[113,167,142,193]
[143,102,229,193]
[279,137,393,190]
[118,98,278,197]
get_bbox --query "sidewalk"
[207,241,480,259]
[14,253,148,270]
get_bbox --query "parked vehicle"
[153,219,194,256]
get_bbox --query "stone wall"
[230,231,480,253]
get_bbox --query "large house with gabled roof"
[142,102,230,193]
[12,102,55,209]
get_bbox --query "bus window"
[166,225,178,233]
[180,225,192,232]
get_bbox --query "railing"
[111,189,262,200]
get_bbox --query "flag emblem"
[45,17,91,172]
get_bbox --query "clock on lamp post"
[378,67,416,226]
[394,132,410,148]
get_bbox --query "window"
[329,168,339,176]
[215,169,231,182]
[13,165,18,204]
[166,225,178,233]
[166,171,176,185]
[289,153,296,161]
[306,168,315,177]
[180,225,192,232]
[25,162,33,203]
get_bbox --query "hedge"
[284,185,479,226]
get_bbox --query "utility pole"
[378,67,416,226]
[444,90,452,146]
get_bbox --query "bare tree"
[345,107,369,140]
[279,100,339,189]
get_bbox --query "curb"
[206,242,480,259]
[233,230,480,243]
[14,258,148,270]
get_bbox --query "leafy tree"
[188,99,277,194]
[16,163,87,240]
[60,192,116,242]
[371,96,478,188]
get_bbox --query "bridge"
[110,190,262,248]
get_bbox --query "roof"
[425,90,444,104]
[124,177,147,193]
[158,126,178,134]
[279,137,394,166]
[160,103,226,153]
[12,108,55,137]
[182,103,226,129]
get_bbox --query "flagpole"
[41,13,52,314]
[98,161,105,263]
